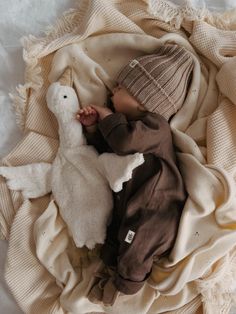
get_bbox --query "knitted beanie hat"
[117,44,194,120]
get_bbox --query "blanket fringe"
[196,247,236,313]
[148,0,236,30]
[12,0,236,130]
[9,84,30,130]
[11,1,88,130]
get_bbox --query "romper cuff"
[114,273,146,295]
[98,113,127,138]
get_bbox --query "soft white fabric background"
[0,1,236,313]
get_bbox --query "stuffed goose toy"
[0,68,144,249]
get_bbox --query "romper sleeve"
[84,126,111,154]
[98,112,170,155]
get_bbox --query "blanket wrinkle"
[216,57,236,106]
[189,20,236,67]
[1,0,236,313]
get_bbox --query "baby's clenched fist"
[76,106,99,126]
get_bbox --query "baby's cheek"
[113,101,123,113]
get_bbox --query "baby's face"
[111,84,144,119]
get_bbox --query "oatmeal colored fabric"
[1,0,236,313]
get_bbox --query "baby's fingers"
[85,108,91,115]
[85,106,95,114]
[77,109,85,116]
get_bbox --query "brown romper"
[86,111,187,294]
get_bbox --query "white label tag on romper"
[125,230,135,243]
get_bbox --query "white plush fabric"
[0,81,144,250]
[0,0,236,313]
[99,152,145,192]
[0,162,52,199]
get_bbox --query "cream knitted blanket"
[1,0,236,313]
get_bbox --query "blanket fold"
[1,0,236,313]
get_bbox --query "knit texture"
[1,0,236,313]
[117,44,194,120]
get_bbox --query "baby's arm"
[77,105,167,155]
[97,112,167,155]
[76,105,111,153]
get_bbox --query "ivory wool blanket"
[1,0,236,313]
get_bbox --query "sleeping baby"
[77,44,194,306]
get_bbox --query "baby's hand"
[76,106,99,126]
[90,104,113,120]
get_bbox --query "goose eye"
[63,95,67,99]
